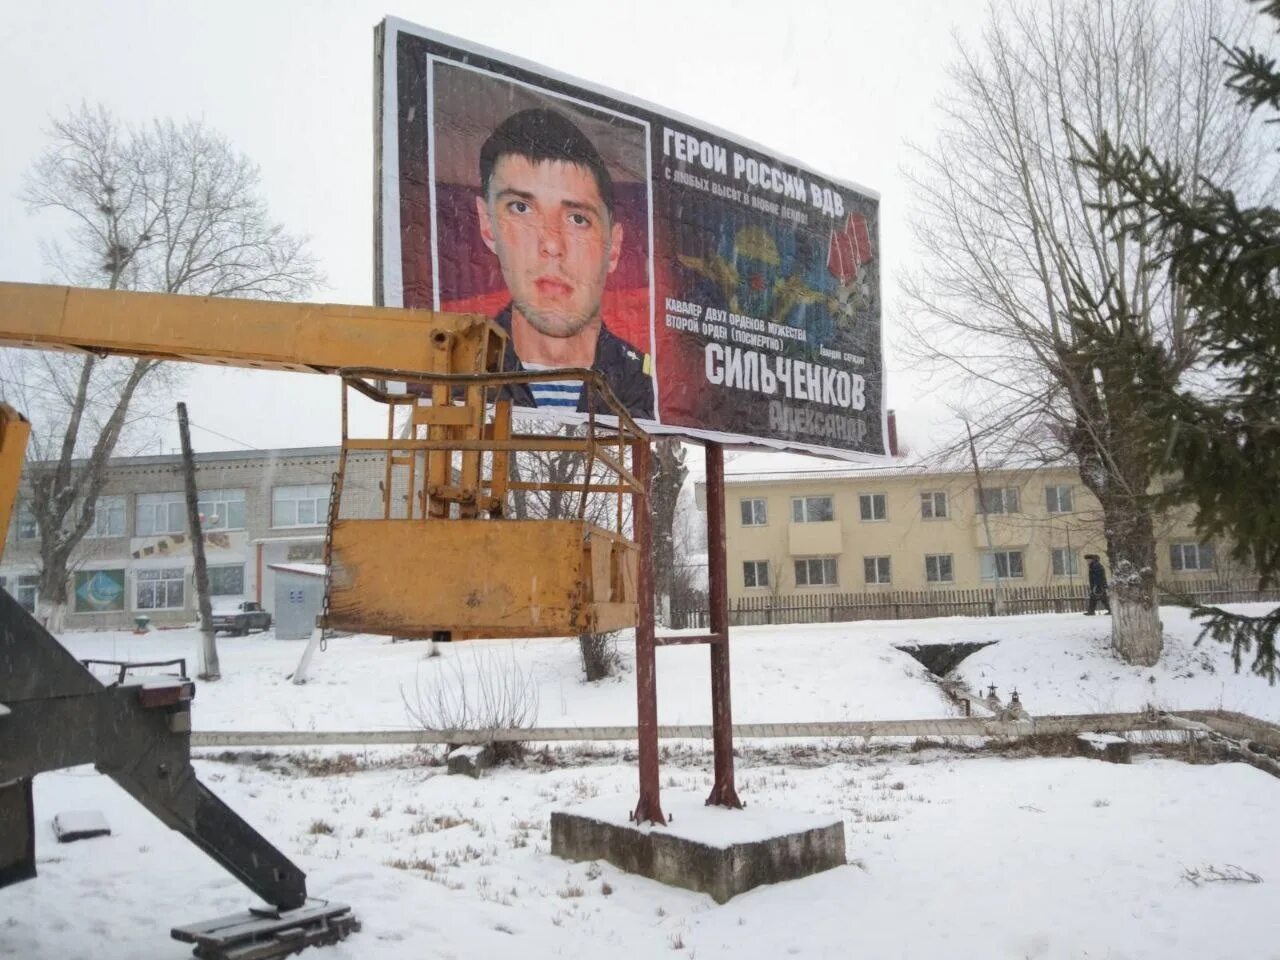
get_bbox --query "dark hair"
[479,108,615,218]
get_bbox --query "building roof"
[108,445,342,468]
[714,450,1078,486]
[267,562,327,578]
[21,445,345,472]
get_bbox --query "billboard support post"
[631,439,666,826]
[704,442,742,808]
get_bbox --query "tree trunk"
[36,546,71,633]
[650,439,686,624]
[1104,500,1163,666]
[578,631,617,681]
[37,596,68,634]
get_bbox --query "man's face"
[476,155,623,340]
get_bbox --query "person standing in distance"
[1084,553,1111,615]
[474,107,654,419]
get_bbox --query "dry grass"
[408,813,469,835]
[204,747,440,777]
[385,856,436,873]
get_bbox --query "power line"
[0,373,364,490]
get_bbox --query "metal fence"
[669,579,1280,629]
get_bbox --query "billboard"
[376,18,886,459]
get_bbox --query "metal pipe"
[704,442,742,808]
[630,440,665,825]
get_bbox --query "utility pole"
[966,420,1005,616]
[178,402,219,680]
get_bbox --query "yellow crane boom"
[0,281,489,373]
[0,281,643,638]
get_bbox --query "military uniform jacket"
[492,305,654,420]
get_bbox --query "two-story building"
[718,455,1219,601]
[1,446,357,629]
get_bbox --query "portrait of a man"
[473,108,654,419]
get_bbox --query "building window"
[136,492,186,537]
[1170,542,1215,572]
[859,493,887,521]
[978,487,1020,515]
[135,568,185,610]
[197,490,247,531]
[272,484,331,528]
[73,570,126,613]
[791,496,834,523]
[925,554,954,583]
[207,564,246,596]
[1045,485,1074,514]
[16,501,38,541]
[794,557,838,587]
[1051,548,1079,577]
[743,560,770,589]
[920,491,949,520]
[85,496,126,539]
[740,498,768,527]
[1,574,39,613]
[981,550,1025,580]
[863,556,892,584]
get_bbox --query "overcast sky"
[0,0,990,459]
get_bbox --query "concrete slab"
[1076,732,1132,763]
[52,809,111,843]
[551,792,846,903]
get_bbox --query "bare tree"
[651,438,688,623]
[5,104,321,630]
[505,418,641,679]
[902,0,1272,664]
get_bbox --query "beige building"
[717,459,1218,601]
[1,446,366,629]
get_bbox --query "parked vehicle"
[211,600,272,636]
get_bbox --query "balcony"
[788,520,842,556]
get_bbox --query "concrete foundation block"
[52,810,111,843]
[1076,732,1132,764]
[447,744,493,777]
[551,793,846,904]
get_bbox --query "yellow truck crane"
[0,281,645,958]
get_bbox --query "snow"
[570,792,839,848]
[267,562,326,578]
[5,602,1279,959]
[1077,732,1128,748]
[50,809,111,843]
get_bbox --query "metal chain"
[318,470,340,653]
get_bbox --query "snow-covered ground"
[4,604,1278,959]
[53,602,1280,730]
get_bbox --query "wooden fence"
[669,578,1280,629]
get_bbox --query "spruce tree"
[1078,0,1280,680]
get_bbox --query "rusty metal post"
[704,442,742,808]
[631,439,665,825]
